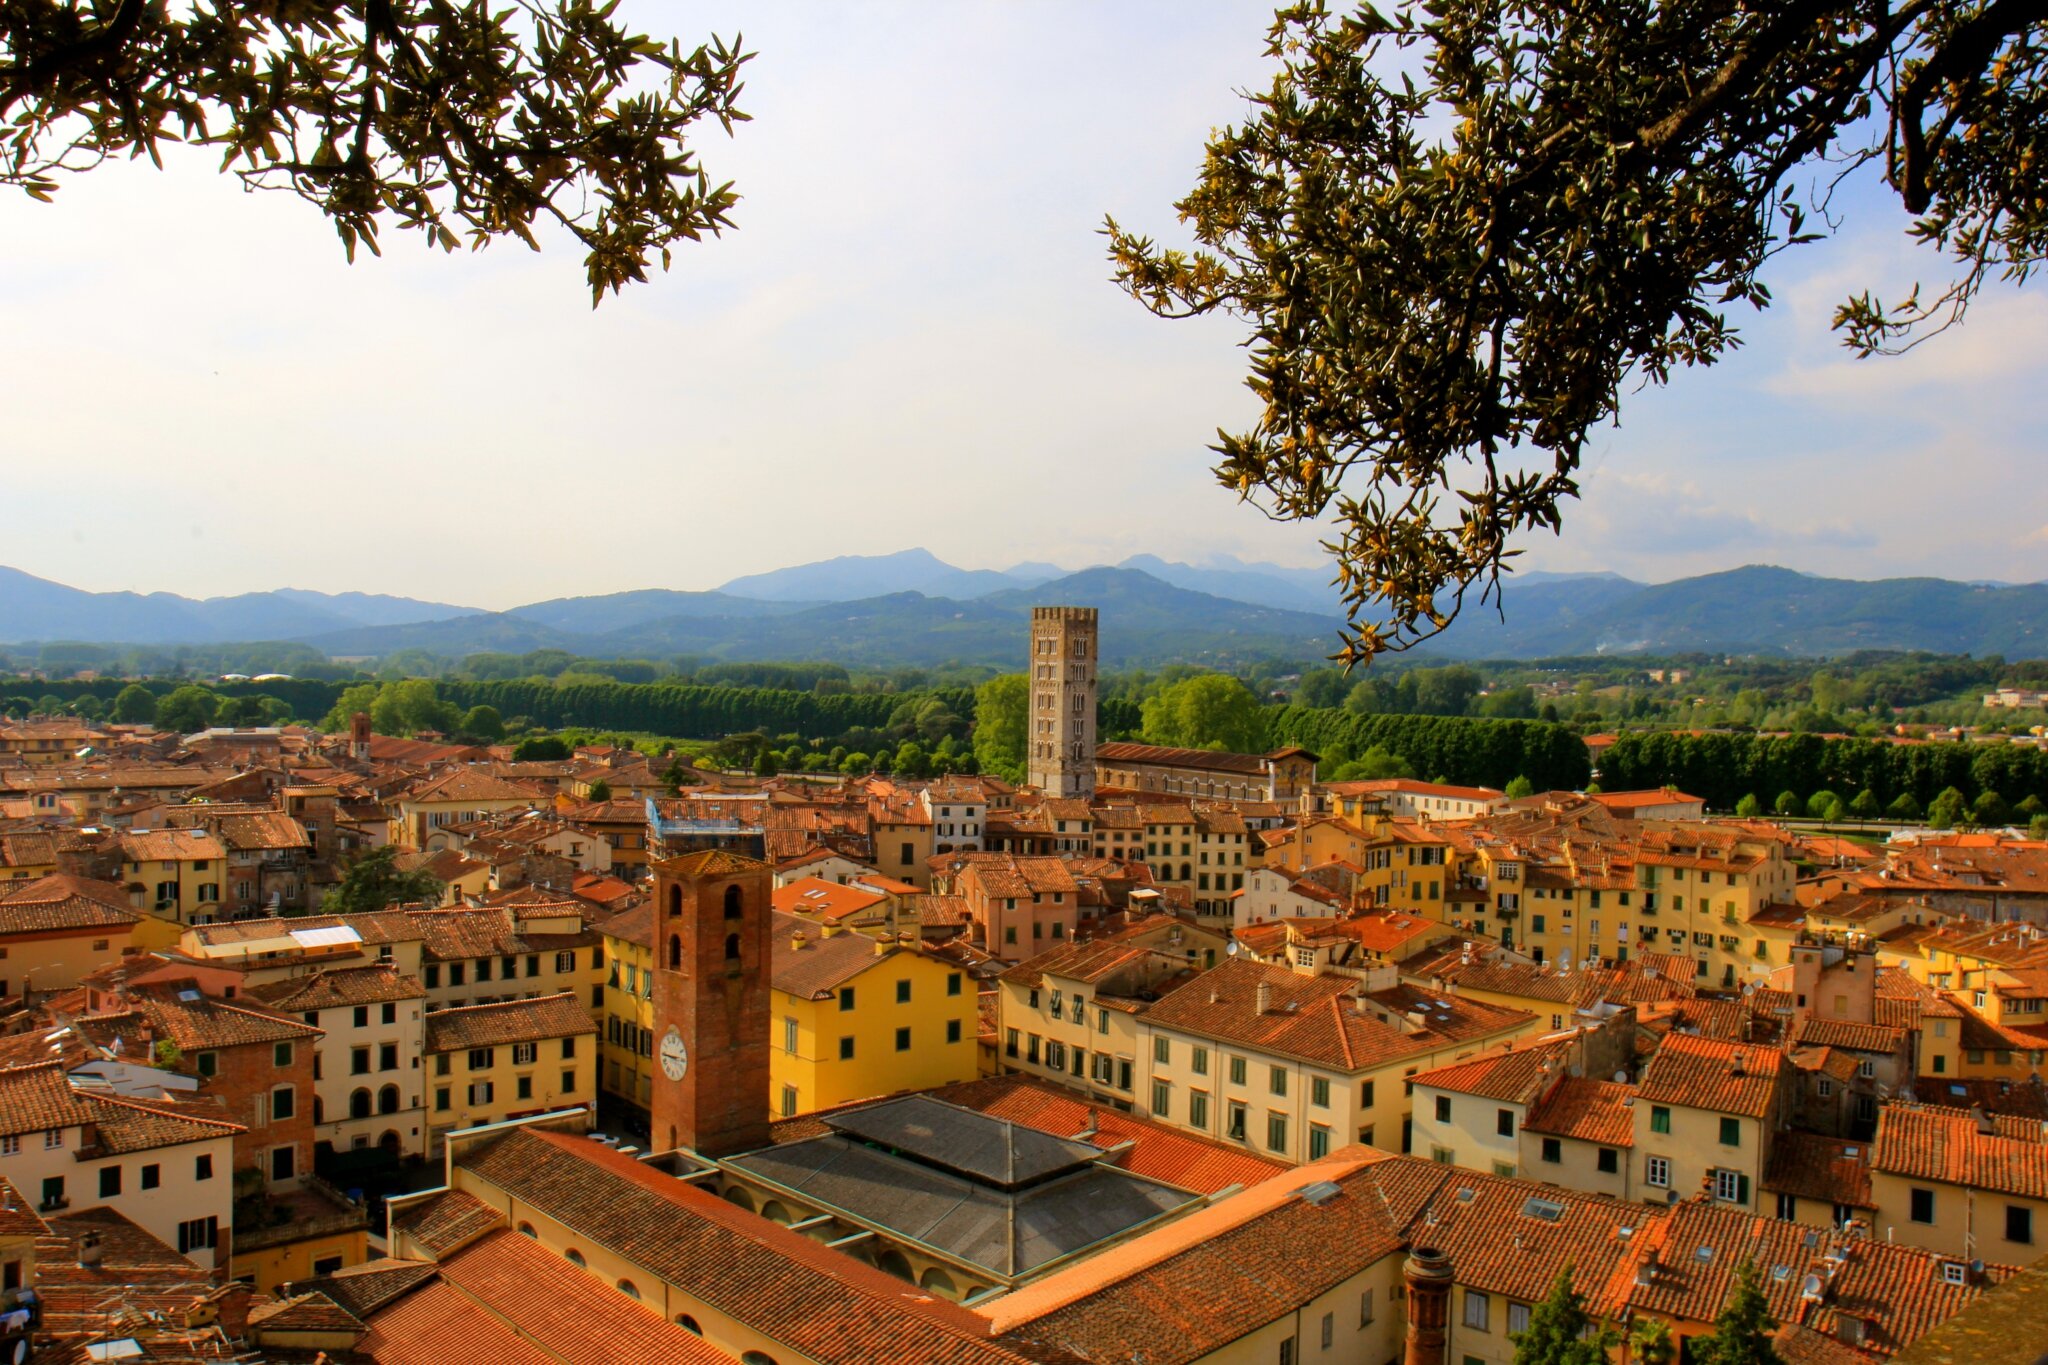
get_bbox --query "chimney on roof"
[78,1232,103,1268]
[1255,980,1273,1015]
[1401,1247,1454,1365]
[1729,1049,1746,1077]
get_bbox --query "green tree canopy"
[1328,744,1415,782]
[971,674,1029,782]
[1511,1265,1616,1365]
[1850,788,1882,820]
[2,1,750,303]
[512,735,571,761]
[1805,790,1841,820]
[111,683,156,724]
[1734,793,1762,819]
[1109,2,2048,659]
[1928,785,1969,828]
[1972,788,2013,825]
[1141,674,1264,753]
[585,778,611,802]
[153,684,217,733]
[328,846,443,915]
[1887,791,1924,821]
[460,705,505,744]
[1504,774,1534,799]
[1773,790,1803,817]
[1689,1260,1783,1365]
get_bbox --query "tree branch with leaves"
[1108,0,2048,661]
[2,0,752,302]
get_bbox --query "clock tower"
[649,849,772,1158]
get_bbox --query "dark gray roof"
[821,1094,1101,1189]
[728,1131,1194,1278]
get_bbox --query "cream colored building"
[0,1062,238,1270]
[1001,950,1536,1164]
[424,993,596,1152]
[117,828,228,925]
[1631,1031,1786,1213]
[1871,1103,2048,1264]
[247,964,428,1159]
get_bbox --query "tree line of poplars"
[1600,730,2048,820]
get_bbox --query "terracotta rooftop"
[771,911,910,999]
[1635,1030,1785,1119]
[424,993,596,1053]
[1142,959,1531,1073]
[390,1186,504,1257]
[1872,1104,2048,1198]
[0,873,141,936]
[359,1229,727,1364]
[1524,1076,1638,1148]
[1764,1132,1876,1210]
[245,963,424,1012]
[454,1126,1044,1365]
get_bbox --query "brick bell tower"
[649,850,772,1158]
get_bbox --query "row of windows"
[608,1018,656,1057]
[37,1153,213,1212]
[830,974,965,1013]
[1147,1079,1333,1157]
[434,1070,578,1110]
[1272,1291,1378,1364]
[801,1023,964,1059]
[423,950,590,990]
[433,1038,579,1074]
[1908,1187,2035,1243]
[1019,1029,1377,1111]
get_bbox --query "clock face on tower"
[659,1027,688,1081]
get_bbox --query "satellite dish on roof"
[1227,941,1240,956]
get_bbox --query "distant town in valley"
[0,596,2040,1365]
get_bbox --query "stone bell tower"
[1027,605,1098,797]
[649,849,772,1158]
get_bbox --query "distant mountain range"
[3,556,2045,664]
[0,566,482,645]
[296,567,1345,667]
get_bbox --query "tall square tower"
[649,849,772,1158]
[1027,605,1098,797]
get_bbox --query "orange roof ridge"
[979,1150,1388,1332]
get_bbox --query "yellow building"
[0,873,144,999]
[0,719,99,766]
[227,1181,370,1291]
[1264,814,1454,923]
[1001,952,1538,1164]
[117,828,227,925]
[424,993,597,1152]
[391,768,540,850]
[1631,1031,1787,1214]
[768,910,978,1117]
[1872,1103,2048,1264]
[597,902,657,1121]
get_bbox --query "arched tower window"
[724,933,741,963]
[668,934,683,970]
[668,884,682,918]
[723,884,743,920]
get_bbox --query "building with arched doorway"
[422,994,596,1154]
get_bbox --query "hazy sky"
[3,1,2043,609]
